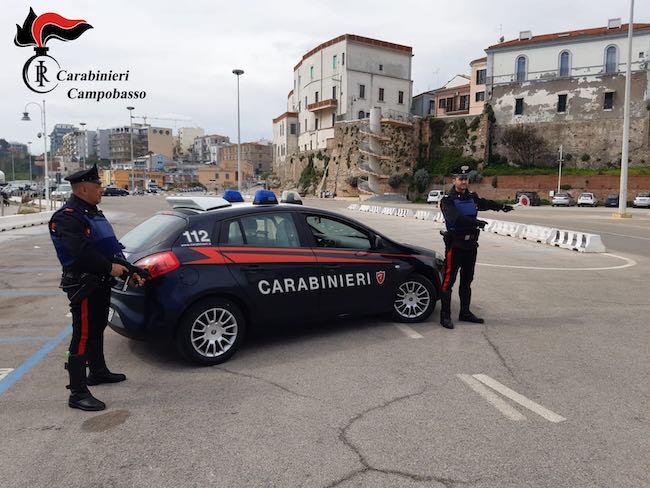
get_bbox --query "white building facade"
[178,127,205,155]
[273,34,413,162]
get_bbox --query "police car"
[108,190,444,365]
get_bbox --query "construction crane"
[132,114,193,130]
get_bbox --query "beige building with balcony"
[432,75,471,118]
[469,57,487,115]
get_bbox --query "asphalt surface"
[0,194,648,488]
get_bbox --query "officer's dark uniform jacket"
[440,187,502,249]
[49,194,123,278]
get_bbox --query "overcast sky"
[2,0,648,151]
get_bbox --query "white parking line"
[394,324,424,339]
[472,374,566,423]
[457,374,526,421]
[0,368,15,382]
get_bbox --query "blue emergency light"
[223,189,244,202]
[253,189,278,205]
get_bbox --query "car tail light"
[135,251,180,279]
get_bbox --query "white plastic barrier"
[0,210,56,232]
[346,205,606,253]
[347,204,360,211]
[521,225,557,244]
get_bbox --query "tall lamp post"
[232,69,244,191]
[27,141,33,183]
[21,100,49,204]
[616,0,635,218]
[127,106,135,192]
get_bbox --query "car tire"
[176,297,246,366]
[392,273,436,323]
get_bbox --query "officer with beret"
[49,165,145,411]
[439,165,513,329]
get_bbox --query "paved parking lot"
[0,195,648,487]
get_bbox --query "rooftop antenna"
[499,24,505,43]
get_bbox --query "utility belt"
[440,230,479,244]
[60,272,115,304]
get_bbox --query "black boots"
[439,291,454,329]
[459,288,484,324]
[86,345,127,386]
[66,355,105,411]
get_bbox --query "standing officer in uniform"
[439,165,513,329]
[49,165,144,411]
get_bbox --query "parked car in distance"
[515,191,541,206]
[551,192,574,207]
[427,190,445,204]
[633,192,650,208]
[605,194,619,207]
[577,192,597,207]
[103,187,129,196]
[51,182,72,200]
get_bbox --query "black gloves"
[476,219,488,229]
[501,204,514,212]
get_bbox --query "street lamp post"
[127,106,135,192]
[557,144,564,194]
[10,148,15,181]
[232,69,244,191]
[22,100,49,204]
[27,141,33,183]
[616,0,635,218]
[79,122,86,170]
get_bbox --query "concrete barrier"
[0,211,56,232]
[346,204,606,253]
[347,204,360,211]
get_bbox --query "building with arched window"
[484,19,650,164]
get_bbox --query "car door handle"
[324,264,342,270]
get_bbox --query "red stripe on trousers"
[78,298,89,355]
[442,248,453,292]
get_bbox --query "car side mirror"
[373,235,383,249]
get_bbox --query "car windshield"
[638,193,650,198]
[120,214,186,252]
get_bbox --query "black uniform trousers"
[440,240,478,318]
[66,285,111,369]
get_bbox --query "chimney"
[519,30,532,40]
[608,18,622,29]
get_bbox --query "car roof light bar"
[165,196,232,212]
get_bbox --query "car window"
[236,213,300,247]
[305,215,372,250]
[224,220,245,245]
[121,214,187,252]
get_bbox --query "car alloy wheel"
[177,297,246,365]
[392,273,436,323]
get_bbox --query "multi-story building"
[272,34,413,162]
[198,159,254,191]
[178,127,205,156]
[432,75,471,117]
[469,57,487,115]
[411,90,437,117]
[108,125,174,164]
[95,129,111,160]
[49,124,76,159]
[58,129,97,172]
[485,19,650,163]
[220,141,273,176]
[192,134,230,163]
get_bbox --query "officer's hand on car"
[501,204,515,212]
[476,219,488,229]
[129,273,145,288]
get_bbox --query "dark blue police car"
[108,191,444,365]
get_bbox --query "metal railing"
[488,60,647,86]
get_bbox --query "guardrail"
[347,204,606,253]
[0,210,56,232]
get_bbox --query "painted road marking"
[0,325,71,396]
[395,324,424,339]
[0,369,15,381]
[473,374,566,423]
[0,336,51,344]
[0,290,60,298]
[477,253,635,272]
[457,374,526,421]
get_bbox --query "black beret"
[65,164,101,184]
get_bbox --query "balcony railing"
[488,60,647,86]
[380,109,414,126]
[308,98,338,112]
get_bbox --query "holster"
[62,273,110,305]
